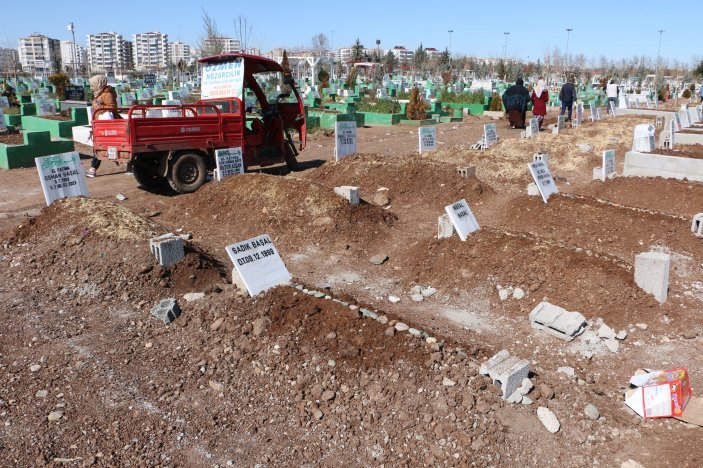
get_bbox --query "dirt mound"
[655,144,703,160]
[162,173,396,255]
[428,116,652,190]
[303,153,494,214]
[399,230,660,328]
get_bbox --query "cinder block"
[527,182,539,196]
[457,166,476,178]
[333,186,360,205]
[533,153,549,164]
[634,252,670,304]
[437,214,454,239]
[692,213,703,238]
[150,233,185,267]
[592,167,602,180]
[529,302,587,341]
[479,350,530,399]
[150,298,181,324]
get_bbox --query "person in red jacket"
[531,78,549,130]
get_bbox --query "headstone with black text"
[527,117,539,137]
[225,234,292,296]
[215,147,244,180]
[483,122,497,148]
[444,199,480,241]
[553,115,565,134]
[632,124,656,152]
[64,85,85,101]
[528,160,558,204]
[35,152,89,206]
[596,108,603,120]
[418,126,437,154]
[335,121,357,161]
[601,149,616,181]
[35,98,56,117]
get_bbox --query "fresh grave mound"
[0,133,26,145]
[399,230,660,328]
[303,152,494,213]
[584,176,703,218]
[4,197,228,302]
[492,194,703,262]
[654,144,703,160]
[427,116,651,191]
[166,172,396,254]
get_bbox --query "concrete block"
[527,182,540,196]
[231,268,250,296]
[623,151,703,183]
[692,213,703,238]
[333,186,360,205]
[457,166,476,178]
[479,350,530,399]
[150,298,181,324]
[150,233,185,267]
[533,153,549,164]
[437,214,454,239]
[634,252,670,304]
[592,167,602,180]
[529,302,587,341]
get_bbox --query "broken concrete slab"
[634,252,670,304]
[527,182,539,196]
[479,350,530,399]
[529,302,587,341]
[150,298,181,324]
[437,214,454,239]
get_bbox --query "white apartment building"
[389,46,414,64]
[18,34,61,75]
[169,41,193,65]
[132,31,169,71]
[60,41,87,71]
[87,32,130,73]
[0,47,19,74]
[335,47,377,63]
[201,37,241,55]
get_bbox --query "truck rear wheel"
[167,152,207,194]
[133,158,167,190]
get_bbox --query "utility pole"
[655,29,664,86]
[503,32,509,59]
[67,22,77,79]
[565,28,573,73]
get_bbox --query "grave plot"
[427,116,652,190]
[0,131,75,170]
[150,172,396,256]
[652,143,703,160]
[492,194,703,264]
[583,176,703,218]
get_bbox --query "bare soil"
[0,133,24,145]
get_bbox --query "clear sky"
[2,0,698,65]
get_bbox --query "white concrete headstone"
[483,122,497,148]
[35,98,56,116]
[632,124,655,152]
[601,149,616,181]
[215,147,244,180]
[35,152,89,206]
[335,121,357,161]
[527,117,539,137]
[596,108,603,121]
[444,199,480,241]
[0,108,5,130]
[678,109,690,128]
[528,160,558,204]
[225,234,291,296]
[418,126,437,154]
[668,118,675,148]
[687,107,698,124]
[554,115,565,134]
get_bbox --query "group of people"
[501,76,578,130]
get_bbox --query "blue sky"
[2,0,699,65]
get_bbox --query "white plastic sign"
[483,122,497,148]
[201,57,244,100]
[335,121,357,161]
[553,115,565,134]
[528,160,558,204]
[215,147,244,180]
[595,108,603,121]
[527,117,539,137]
[0,108,5,130]
[668,118,675,148]
[225,234,292,296]
[418,126,437,154]
[687,108,698,124]
[601,149,616,181]
[35,152,89,206]
[678,109,690,128]
[632,124,655,152]
[444,199,480,241]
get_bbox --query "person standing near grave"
[531,78,549,130]
[86,75,121,177]
[606,79,619,113]
[2,84,20,107]
[502,77,530,129]
[559,75,577,121]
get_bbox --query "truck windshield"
[252,71,297,104]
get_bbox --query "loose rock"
[370,254,389,265]
[537,407,560,433]
[584,404,600,420]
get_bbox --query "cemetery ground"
[1,114,703,466]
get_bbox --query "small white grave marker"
[528,160,558,204]
[527,117,539,137]
[418,126,437,154]
[0,96,9,108]
[590,104,597,121]
[595,107,603,121]
[572,103,583,128]
[225,234,292,296]
[215,147,244,180]
[335,121,357,161]
[601,149,616,181]
[0,108,6,131]
[687,107,698,124]
[483,122,497,148]
[533,153,549,164]
[678,109,690,128]
[35,152,89,206]
[444,199,480,241]
[632,124,655,152]
[673,112,682,131]
[553,115,565,134]
[667,118,676,148]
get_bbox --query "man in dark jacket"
[502,77,531,129]
[559,76,577,121]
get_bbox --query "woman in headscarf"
[501,77,531,129]
[87,75,121,177]
[531,77,549,130]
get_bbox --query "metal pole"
[503,32,509,59]
[448,30,453,68]
[655,29,664,86]
[565,28,572,73]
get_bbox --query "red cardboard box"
[625,368,692,419]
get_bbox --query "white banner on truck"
[201,57,244,100]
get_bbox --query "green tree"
[351,38,364,62]
[406,85,428,120]
[383,50,398,74]
[497,59,506,80]
[439,48,451,71]
[199,10,224,57]
[413,43,428,71]
[48,72,70,99]
[695,60,703,79]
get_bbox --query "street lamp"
[448,29,453,68]
[503,32,509,59]
[655,29,664,87]
[67,21,77,79]
[565,28,573,73]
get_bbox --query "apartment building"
[132,31,169,71]
[86,32,130,73]
[18,34,61,74]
